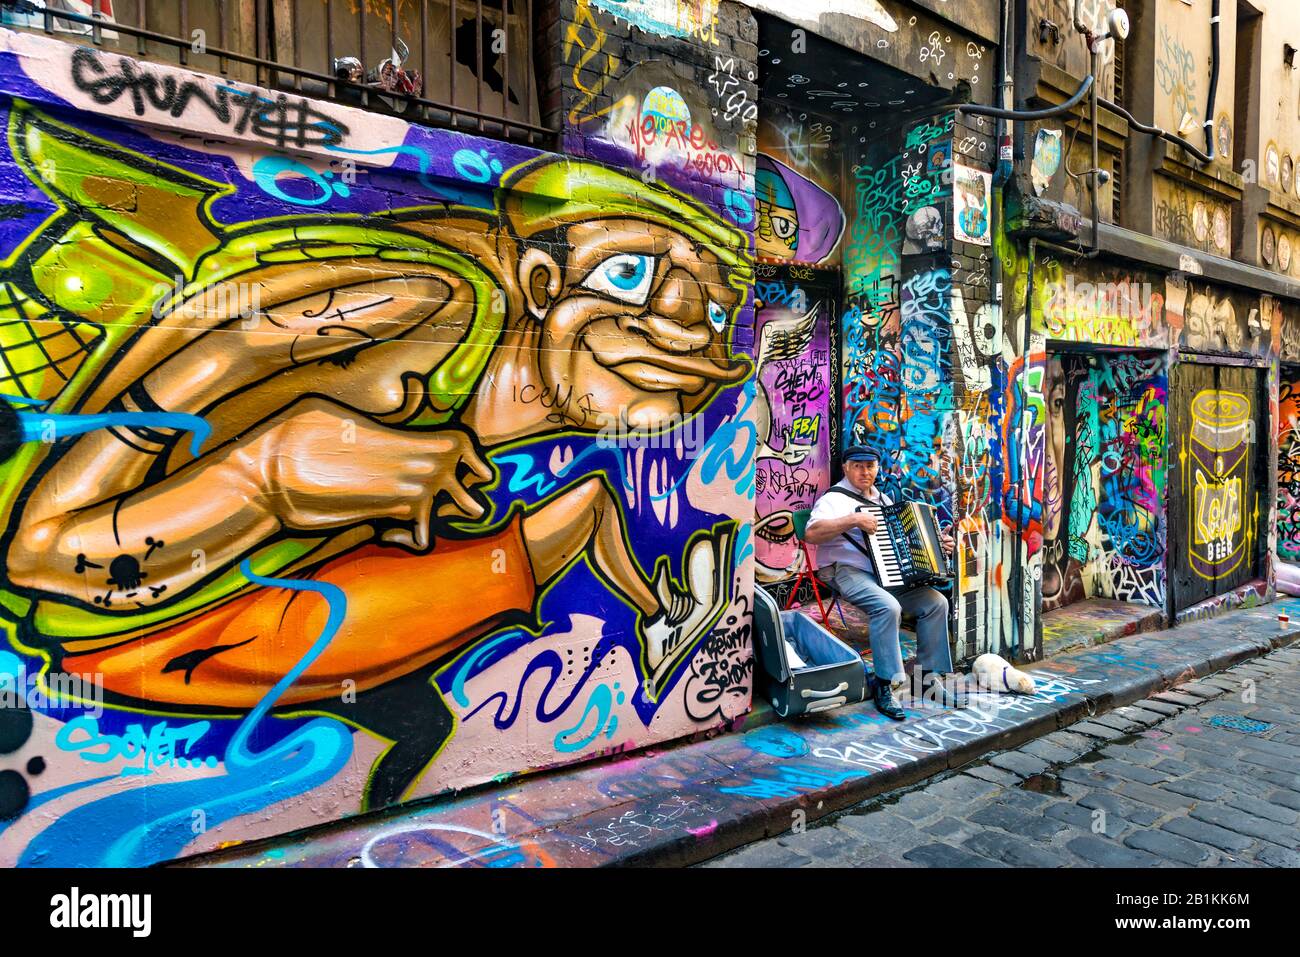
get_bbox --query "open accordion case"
[752,586,868,719]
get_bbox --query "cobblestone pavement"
[703,645,1300,868]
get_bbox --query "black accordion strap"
[823,486,884,562]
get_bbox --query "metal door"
[1169,362,1266,613]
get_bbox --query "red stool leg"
[799,542,832,626]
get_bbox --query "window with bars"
[0,0,550,145]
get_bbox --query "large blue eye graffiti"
[582,253,656,305]
[708,301,727,333]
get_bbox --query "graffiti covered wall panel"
[1042,353,1168,612]
[756,109,845,266]
[1169,362,1266,613]
[1279,367,1300,562]
[0,31,757,866]
[841,114,956,512]
[752,267,835,583]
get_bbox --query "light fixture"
[1105,8,1131,42]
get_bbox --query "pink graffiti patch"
[1183,726,1202,733]
[1157,744,1173,751]
[688,820,719,838]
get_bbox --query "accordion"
[847,500,952,591]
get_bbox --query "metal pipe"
[1081,45,1101,258]
[325,0,334,98]
[993,0,1013,186]
[525,0,533,125]
[1073,0,1090,35]
[219,0,229,75]
[1206,0,1222,158]
[450,0,458,127]
[959,74,1094,120]
[1013,235,1039,661]
[420,0,429,106]
[1099,96,1214,164]
[501,0,510,122]
[475,0,484,130]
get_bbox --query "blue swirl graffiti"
[17,562,353,867]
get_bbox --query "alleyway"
[704,648,1300,868]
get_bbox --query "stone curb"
[181,601,1300,868]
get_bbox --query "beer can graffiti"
[1188,390,1251,579]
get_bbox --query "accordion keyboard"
[859,502,950,591]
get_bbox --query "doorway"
[1168,361,1267,613]
[1042,350,1169,613]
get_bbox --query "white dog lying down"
[971,653,1037,694]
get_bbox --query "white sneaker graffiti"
[640,524,735,696]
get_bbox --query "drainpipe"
[1206,0,1222,159]
[1100,96,1214,164]
[994,0,1014,187]
[1081,42,1103,258]
[1007,236,1041,661]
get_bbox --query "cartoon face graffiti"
[504,209,749,430]
[755,162,801,258]
[754,154,844,265]
[0,105,752,816]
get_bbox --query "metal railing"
[0,0,549,145]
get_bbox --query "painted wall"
[1279,366,1300,562]
[752,267,835,584]
[756,108,844,266]
[0,27,758,866]
[1043,353,1168,611]
[555,0,758,201]
[839,109,1007,660]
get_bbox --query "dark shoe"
[871,675,906,721]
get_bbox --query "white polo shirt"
[809,478,893,575]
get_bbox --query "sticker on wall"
[1192,201,1209,245]
[1280,234,1293,273]
[1216,113,1232,159]
[929,140,952,172]
[1213,206,1229,252]
[1263,225,1277,265]
[903,205,945,254]
[1031,128,1063,195]
[1267,142,1281,189]
[1284,154,1295,194]
[953,162,992,246]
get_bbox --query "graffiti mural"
[752,269,834,583]
[1185,390,1252,581]
[755,110,844,265]
[588,0,721,42]
[1042,354,1168,611]
[563,0,753,198]
[1279,369,1300,562]
[1169,363,1264,613]
[0,33,756,866]
[841,113,955,514]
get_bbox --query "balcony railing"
[0,0,549,145]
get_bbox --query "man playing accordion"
[805,445,959,720]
